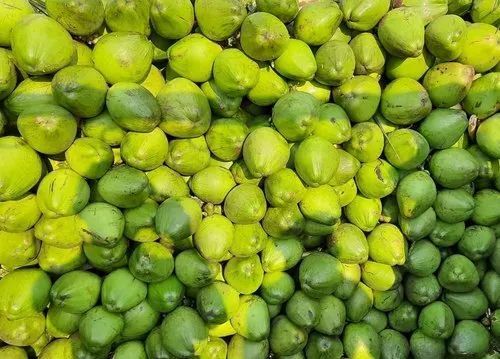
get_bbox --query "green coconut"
[340,0,391,31]
[457,23,500,73]
[293,0,343,46]
[349,32,386,76]
[425,15,467,61]
[150,0,194,39]
[46,0,104,36]
[121,128,169,171]
[344,122,384,162]
[384,129,430,170]
[0,0,34,47]
[385,49,434,80]
[0,49,16,101]
[247,64,289,106]
[104,0,150,35]
[256,0,298,23]
[418,109,468,149]
[462,72,500,120]
[274,39,316,81]
[315,40,355,86]
[195,0,247,41]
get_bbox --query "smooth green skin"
[194,215,234,261]
[367,223,406,266]
[0,137,42,201]
[224,254,264,294]
[230,223,267,257]
[333,75,382,123]
[313,104,352,145]
[314,295,346,336]
[350,32,386,76]
[473,189,500,227]
[240,12,289,61]
[289,80,331,104]
[361,308,388,333]
[430,220,466,248]
[392,0,447,24]
[0,49,16,100]
[405,274,441,306]
[0,193,40,232]
[50,270,101,314]
[299,252,343,298]
[0,0,33,46]
[206,118,249,161]
[381,195,399,224]
[52,64,108,116]
[101,268,147,313]
[150,0,194,39]
[92,32,153,84]
[332,178,357,207]
[201,80,242,117]
[468,144,499,180]
[425,15,467,61]
[228,335,269,359]
[385,49,434,81]
[128,242,174,283]
[361,261,400,292]
[248,64,289,106]
[199,337,227,359]
[384,129,430,170]
[79,306,124,351]
[463,72,500,120]
[300,185,341,225]
[175,249,219,288]
[73,40,93,66]
[123,199,158,243]
[305,333,343,359]
[343,323,380,359]
[262,204,305,238]
[157,78,211,138]
[471,0,500,25]
[285,290,320,329]
[293,1,342,46]
[264,168,306,207]
[355,159,399,199]
[315,40,355,86]
[418,301,455,339]
[345,282,374,322]
[409,330,445,359]
[224,184,267,224]
[443,288,489,320]
[294,136,339,187]
[190,166,235,204]
[120,300,160,341]
[423,62,475,108]
[213,48,259,97]
[141,65,165,97]
[166,136,210,175]
[270,315,308,356]
[97,165,149,208]
[333,263,361,300]
[438,254,480,293]
[160,307,208,357]
[458,225,496,261]
[481,270,500,308]
[82,111,126,146]
[405,239,440,277]
[105,0,150,35]
[379,329,410,359]
[477,114,500,159]
[448,0,473,14]
[272,91,319,141]
[147,166,189,202]
[327,223,368,264]
[330,150,359,186]
[303,219,336,237]
[430,148,479,189]
[113,341,147,359]
[195,0,247,40]
[388,301,418,333]
[3,76,56,120]
[373,286,403,313]
[419,109,468,150]
[448,320,490,358]
[381,78,432,126]
[377,8,425,57]
[397,171,436,220]
[79,202,124,247]
[38,242,85,274]
[457,23,500,73]
[345,195,382,232]
[46,0,103,35]
[0,345,28,359]
[83,238,128,272]
[345,122,384,162]
[260,271,295,305]
[11,14,74,75]
[0,230,38,269]
[37,169,89,218]
[0,312,45,347]
[340,0,390,31]
[434,189,475,224]
[256,0,298,23]
[274,39,316,81]
[121,128,168,171]
[230,295,269,341]
[46,305,81,338]
[107,82,161,133]
[66,137,113,179]
[244,129,289,176]
[147,275,184,313]
[168,34,221,83]
[18,104,77,155]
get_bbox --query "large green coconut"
[46,0,104,36]
[0,0,33,47]
[104,0,150,35]
[195,0,247,41]
[150,0,194,39]
[293,0,343,46]
[340,0,390,31]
